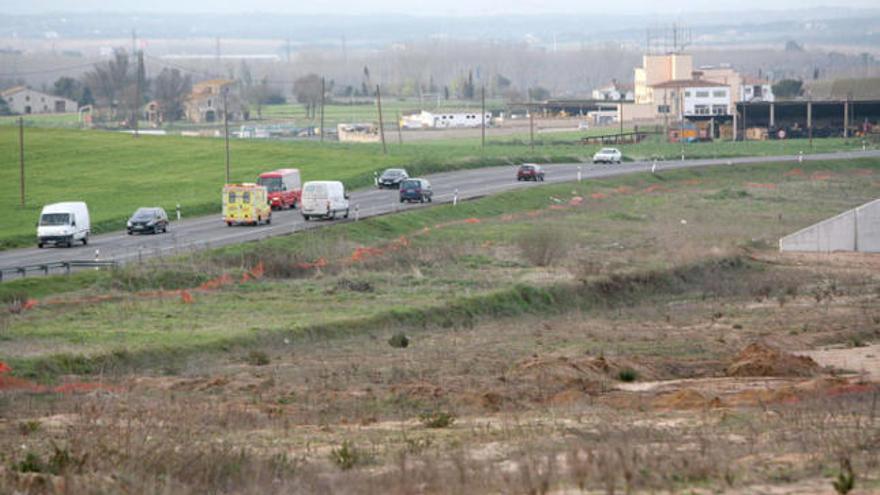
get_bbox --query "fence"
[0,260,118,282]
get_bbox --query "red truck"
[257,168,302,210]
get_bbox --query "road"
[2,149,878,281]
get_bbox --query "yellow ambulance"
[222,183,272,226]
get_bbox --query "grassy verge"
[2,156,877,379]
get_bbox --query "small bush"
[18,420,41,436]
[517,225,571,267]
[388,332,410,349]
[618,368,639,382]
[832,458,855,494]
[246,350,270,366]
[419,410,456,429]
[330,441,363,471]
[15,452,46,473]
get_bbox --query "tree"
[153,68,192,122]
[82,49,131,120]
[53,76,82,101]
[528,86,551,101]
[462,70,475,99]
[0,96,11,116]
[293,74,322,119]
[79,86,94,107]
[772,79,803,99]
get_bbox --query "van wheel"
[303,215,310,221]
[82,235,88,245]
[227,222,233,227]
[344,208,349,219]
[37,242,43,249]
[428,196,433,203]
[266,217,271,225]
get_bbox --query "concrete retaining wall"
[780,198,880,253]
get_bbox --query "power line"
[0,61,98,78]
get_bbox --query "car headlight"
[127,221,132,227]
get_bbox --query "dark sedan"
[127,207,169,235]
[399,178,433,203]
[378,168,409,189]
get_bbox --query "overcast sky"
[7,0,880,15]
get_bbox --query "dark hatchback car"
[378,168,409,189]
[517,163,545,181]
[127,207,169,235]
[399,178,433,203]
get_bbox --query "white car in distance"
[592,147,623,164]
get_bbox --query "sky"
[6,0,880,15]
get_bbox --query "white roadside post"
[798,151,804,163]
[577,165,582,182]
[453,188,459,206]
[94,249,100,271]
[863,140,867,151]
[354,204,360,221]
[651,159,657,175]
[176,203,181,221]
[373,171,379,187]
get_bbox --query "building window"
[712,90,726,98]
[696,91,710,98]
[694,105,709,115]
[712,105,727,115]
[685,91,691,97]
[657,105,670,114]
[25,96,30,101]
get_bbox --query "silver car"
[592,148,623,164]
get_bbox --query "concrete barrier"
[780,198,880,253]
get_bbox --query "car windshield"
[304,184,328,198]
[258,177,283,192]
[382,169,405,178]
[132,208,156,220]
[601,148,617,154]
[401,180,420,188]
[40,213,70,226]
[520,165,535,171]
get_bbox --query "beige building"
[633,54,694,105]
[185,79,248,124]
[1,86,77,115]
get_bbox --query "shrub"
[618,368,639,382]
[330,441,363,471]
[388,332,410,349]
[246,350,270,366]
[419,410,456,428]
[517,225,571,267]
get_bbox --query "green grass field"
[0,124,872,250]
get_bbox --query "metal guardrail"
[0,260,118,282]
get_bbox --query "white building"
[592,81,634,101]
[683,84,731,116]
[401,110,492,129]
[741,78,775,103]
[1,86,77,115]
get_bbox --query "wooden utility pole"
[807,99,813,149]
[396,112,403,145]
[376,84,387,155]
[742,102,747,141]
[481,85,486,150]
[529,103,535,151]
[320,77,326,142]
[619,102,624,135]
[133,50,143,138]
[19,117,25,207]
[223,88,231,183]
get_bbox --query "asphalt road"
[2,149,878,281]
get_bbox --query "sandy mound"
[652,389,723,410]
[726,343,820,378]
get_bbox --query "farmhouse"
[184,79,248,124]
[1,86,77,115]
[401,110,492,129]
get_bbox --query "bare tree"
[293,73,322,119]
[82,49,131,120]
[153,68,192,122]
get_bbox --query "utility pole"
[285,38,291,63]
[19,117,25,207]
[376,84,387,155]
[223,87,231,183]
[134,49,143,138]
[529,101,535,151]
[320,77,326,142]
[396,111,403,145]
[481,85,486,150]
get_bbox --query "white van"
[301,181,350,221]
[37,202,91,248]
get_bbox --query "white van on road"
[301,181,350,221]
[37,202,91,248]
